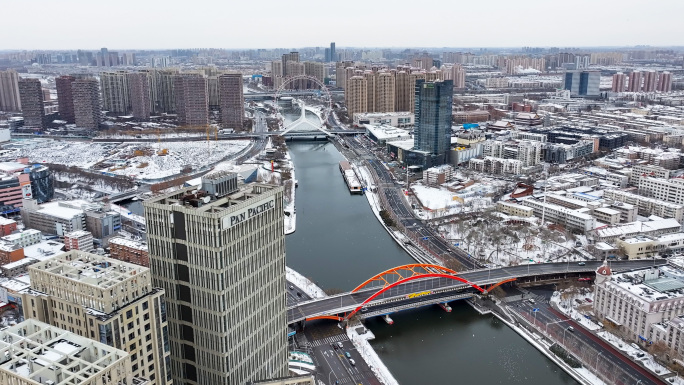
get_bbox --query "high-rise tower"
[143,174,288,385]
[18,78,45,129]
[219,73,245,130]
[413,79,453,166]
[56,75,76,123]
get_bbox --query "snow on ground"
[286,266,326,299]
[597,331,671,376]
[574,368,607,385]
[12,139,250,181]
[410,184,459,210]
[346,325,399,385]
[14,140,115,168]
[106,141,250,180]
[551,291,601,331]
[111,204,145,225]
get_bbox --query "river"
[285,141,577,385]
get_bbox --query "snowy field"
[14,140,115,168]
[105,141,250,180]
[12,139,250,180]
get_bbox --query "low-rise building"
[21,200,86,236]
[364,124,411,145]
[63,230,94,252]
[1,228,42,248]
[109,237,149,267]
[423,165,453,186]
[0,216,17,236]
[354,112,414,128]
[520,198,597,233]
[496,201,534,217]
[594,218,681,242]
[594,262,684,359]
[0,257,38,277]
[0,319,133,385]
[0,240,24,266]
[469,157,522,175]
[638,177,684,205]
[604,189,684,222]
[593,207,622,226]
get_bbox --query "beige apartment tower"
[100,71,130,114]
[0,69,21,112]
[143,173,288,385]
[346,75,368,120]
[22,251,173,385]
[375,72,396,113]
[219,73,245,129]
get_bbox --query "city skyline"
[2,0,683,50]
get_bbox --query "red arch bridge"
[287,259,665,325]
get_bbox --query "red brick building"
[0,217,17,236]
[109,237,148,267]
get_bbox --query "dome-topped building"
[595,259,612,286]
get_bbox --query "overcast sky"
[2,0,683,50]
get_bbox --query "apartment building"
[604,189,684,222]
[55,75,76,123]
[109,236,149,267]
[0,319,133,385]
[23,251,172,384]
[128,72,151,120]
[100,71,130,114]
[173,74,208,126]
[0,69,21,112]
[638,177,684,205]
[72,77,102,129]
[218,73,244,130]
[469,157,522,175]
[63,230,94,252]
[520,197,597,232]
[423,165,453,186]
[18,78,45,129]
[630,165,672,185]
[2,228,42,248]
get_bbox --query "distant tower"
[657,72,672,92]
[56,75,76,123]
[18,78,45,129]
[219,73,245,129]
[627,71,642,92]
[127,72,151,120]
[0,70,22,111]
[72,78,102,129]
[611,72,626,93]
[642,70,657,92]
[174,74,208,126]
[330,42,336,62]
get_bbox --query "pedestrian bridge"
[287,259,664,325]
